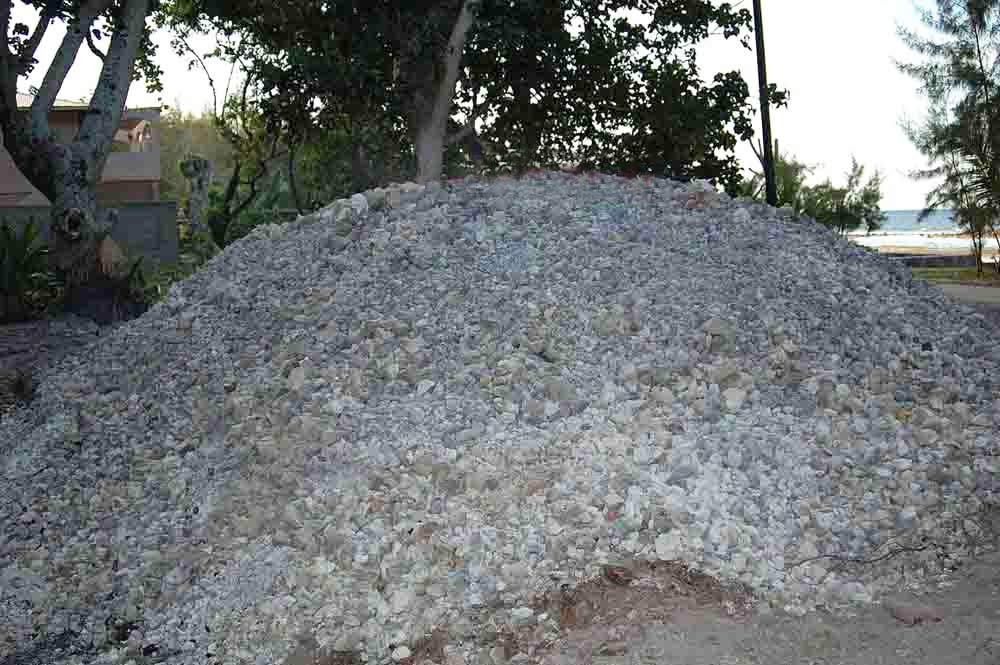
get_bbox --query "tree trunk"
[351,140,374,193]
[513,79,542,169]
[288,141,304,214]
[407,0,480,184]
[414,121,446,185]
[972,229,984,277]
[30,0,154,325]
[179,155,213,235]
[47,143,107,286]
[989,222,1000,274]
[48,159,145,326]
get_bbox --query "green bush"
[223,208,282,245]
[0,219,62,322]
[131,225,219,306]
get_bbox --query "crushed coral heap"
[1,170,998,665]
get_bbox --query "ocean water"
[875,209,959,234]
[846,208,997,256]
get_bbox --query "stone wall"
[0,202,178,265]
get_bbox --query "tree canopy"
[742,149,886,235]
[897,0,1000,272]
[159,0,781,193]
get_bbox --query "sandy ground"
[872,245,1000,259]
[549,556,1000,665]
[530,530,1000,665]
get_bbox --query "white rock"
[723,387,746,411]
[510,607,534,624]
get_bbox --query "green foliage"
[742,153,886,234]
[911,266,1000,284]
[200,173,296,248]
[799,159,886,235]
[205,185,234,248]
[132,226,224,305]
[0,220,62,322]
[740,142,815,212]
[295,115,415,205]
[159,0,779,193]
[456,0,786,193]
[157,107,236,203]
[897,0,1000,274]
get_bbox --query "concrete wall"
[97,180,160,205]
[0,202,178,265]
[884,254,979,268]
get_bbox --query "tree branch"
[31,0,114,138]
[430,0,480,130]
[16,3,61,76]
[288,138,303,214]
[84,25,106,62]
[221,37,244,118]
[0,3,10,43]
[31,0,112,130]
[0,3,18,133]
[178,32,218,116]
[76,0,153,176]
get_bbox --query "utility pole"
[753,0,777,206]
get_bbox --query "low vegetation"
[911,266,1000,285]
[0,220,62,323]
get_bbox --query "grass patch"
[911,266,1000,285]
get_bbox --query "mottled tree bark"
[350,141,374,193]
[408,0,480,184]
[0,0,155,324]
[179,155,213,235]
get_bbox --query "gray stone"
[2,169,997,664]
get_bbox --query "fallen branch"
[785,540,938,570]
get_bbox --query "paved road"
[937,283,1000,305]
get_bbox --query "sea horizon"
[847,208,999,260]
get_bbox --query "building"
[0,93,161,207]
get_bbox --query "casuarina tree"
[898,0,1000,272]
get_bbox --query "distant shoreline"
[848,228,1000,261]
[873,245,1000,258]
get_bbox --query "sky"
[12,0,941,210]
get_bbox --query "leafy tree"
[201,79,290,247]
[908,108,1000,274]
[898,0,1000,274]
[153,24,299,248]
[157,107,236,202]
[160,0,777,193]
[798,158,886,235]
[159,0,475,184]
[740,140,814,212]
[742,151,886,234]
[0,0,160,307]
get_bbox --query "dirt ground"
[522,550,1000,665]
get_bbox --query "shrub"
[223,208,283,245]
[0,219,62,322]
[134,223,222,306]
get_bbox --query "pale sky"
[14,0,940,209]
